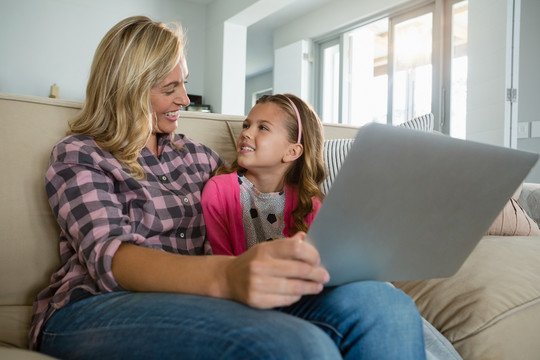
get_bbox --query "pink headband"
[286,97,302,144]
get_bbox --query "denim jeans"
[39,281,425,359]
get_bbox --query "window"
[342,18,388,126]
[320,39,340,124]
[392,10,433,126]
[448,1,468,138]
[317,0,468,137]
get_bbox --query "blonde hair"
[219,93,326,234]
[68,16,185,178]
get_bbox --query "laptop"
[307,123,538,285]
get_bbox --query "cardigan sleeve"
[305,197,322,227]
[201,173,247,255]
[201,177,234,255]
[283,185,323,236]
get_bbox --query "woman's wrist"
[205,255,235,300]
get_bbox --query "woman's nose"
[175,89,190,107]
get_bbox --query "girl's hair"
[68,16,185,179]
[221,93,326,234]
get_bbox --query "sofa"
[1,93,540,359]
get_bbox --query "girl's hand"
[222,232,330,308]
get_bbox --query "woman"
[31,15,426,359]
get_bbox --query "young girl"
[202,94,326,255]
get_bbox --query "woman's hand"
[222,232,330,308]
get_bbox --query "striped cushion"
[398,113,434,132]
[322,138,354,194]
[322,114,434,194]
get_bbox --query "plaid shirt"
[29,132,223,349]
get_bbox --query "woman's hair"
[220,93,326,234]
[68,16,185,178]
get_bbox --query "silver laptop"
[307,123,538,285]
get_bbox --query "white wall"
[245,71,272,115]
[465,0,511,147]
[0,0,206,102]
[516,0,540,182]
[221,21,247,115]
[205,0,296,115]
[204,0,253,115]
[273,40,313,103]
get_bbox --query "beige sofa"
[2,93,540,359]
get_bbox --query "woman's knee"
[328,281,421,325]
[238,311,341,359]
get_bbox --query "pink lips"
[164,109,181,121]
[238,142,254,154]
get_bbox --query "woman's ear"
[283,143,304,163]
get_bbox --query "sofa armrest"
[518,183,540,224]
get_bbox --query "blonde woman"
[31,16,426,360]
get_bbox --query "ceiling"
[184,0,332,78]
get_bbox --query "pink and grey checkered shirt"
[29,132,223,349]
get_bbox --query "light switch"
[518,122,530,139]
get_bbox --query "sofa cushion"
[486,197,540,236]
[393,235,540,359]
[0,306,33,349]
[398,113,434,132]
[0,348,58,360]
[322,138,354,194]
[0,97,76,308]
[519,182,540,225]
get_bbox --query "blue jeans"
[39,281,425,359]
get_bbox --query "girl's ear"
[283,143,304,163]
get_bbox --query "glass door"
[390,7,434,125]
[319,38,341,124]
[448,0,468,139]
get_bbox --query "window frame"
[317,37,342,124]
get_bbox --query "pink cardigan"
[201,172,322,255]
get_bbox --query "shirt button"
[183,198,189,204]
[179,232,185,238]
[160,175,168,182]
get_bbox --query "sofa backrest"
[1,95,81,307]
[0,93,360,308]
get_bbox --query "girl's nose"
[242,130,252,139]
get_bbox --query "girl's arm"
[201,177,237,255]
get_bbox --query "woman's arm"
[49,137,327,308]
[112,231,329,309]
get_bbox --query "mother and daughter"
[31,15,429,359]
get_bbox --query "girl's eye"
[242,123,249,129]
[259,125,268,131]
